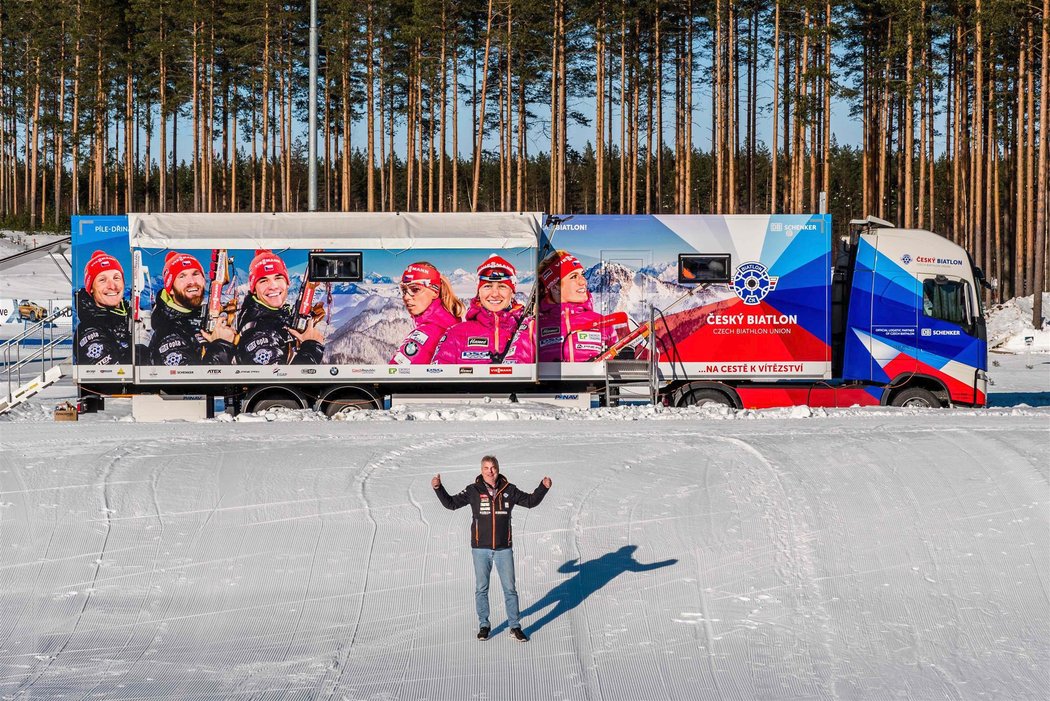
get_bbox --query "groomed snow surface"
[0,355,1047,700]
[1,232,1048,699]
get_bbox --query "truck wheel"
[890,387,942,408]
[682,388,734,408]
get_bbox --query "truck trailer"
[69,211,987,413]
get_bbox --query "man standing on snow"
[432,456,552,642]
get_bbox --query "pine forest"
[0,0,1046,307]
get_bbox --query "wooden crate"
[53,403,79,422]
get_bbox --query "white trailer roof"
[127,212,543,250]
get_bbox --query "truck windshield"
[922,277,970,327]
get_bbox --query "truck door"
[868,265,920,380]
[917,274,985,402]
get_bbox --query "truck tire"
[890,387,942,408]
[681,388,735,408]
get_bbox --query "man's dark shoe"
[510,627,529,642]
[477,626,490,641]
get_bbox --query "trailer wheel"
[318,388,381,417]
[244,387,310,413]
[681,388,735,408]
[890,387,942,408]
[251,396,306,412]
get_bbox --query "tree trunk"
[438,3,446,212]
[595,4,605,214]
[452,32,459,212]
[367,4,376,211]
[471,0,494,212]
[904,27,914,227]
[1034,0,1049,326]
[29,59,40,227]
[261,7,270,211]
[771,0,780,214]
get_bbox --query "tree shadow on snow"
[493,545,678,637]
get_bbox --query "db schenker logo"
[733,262,778,305]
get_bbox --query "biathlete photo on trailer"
[74,250,132,366]
[431,254,534,364]
[390,262,466,365]
[537,249,630,362]
[146,251,236,366]
[234,249,326,366]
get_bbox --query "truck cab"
[842,220,987,407]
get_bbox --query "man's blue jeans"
[471,547,520,629]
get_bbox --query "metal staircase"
[604,305,662,407]
[0,308,72,415]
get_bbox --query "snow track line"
[696,548,727,701]
[321,435,462,699]
[79,450,173,701]
[0,447,46,656]
[713,435,840,700]
[390,480,432,699]
[13,442,131,696]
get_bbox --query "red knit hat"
[401,262,441,290]
[539,250,584,294]
[162,251,205,293]
[83,250,124,291]
[248,249,289,291]
[476,254,517,294]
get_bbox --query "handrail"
[2,306,73,400]
[0,236,71,273]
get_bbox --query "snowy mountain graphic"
[584,261,728,324]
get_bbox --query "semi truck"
[69,211,987,413]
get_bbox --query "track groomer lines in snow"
[432,456,552,642]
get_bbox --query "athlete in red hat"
[536,250,628,362]
[74,250,132,365]
[146,251,236,366]
[432,254,534,364]
[390,262,465,365]
[234,250,324,365]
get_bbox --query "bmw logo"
[733,262,779,305]
[330,367,339,376]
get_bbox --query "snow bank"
[986,292,1050,352]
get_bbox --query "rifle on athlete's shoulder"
[291,253,326,332]
[594,287,700,361]
[203,249,231,333]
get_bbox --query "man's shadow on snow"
[493,545,677,637]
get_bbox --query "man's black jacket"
[147,292,233,366]
[74,289,131,365]
[234,294,323,365]
[435,474,548,549]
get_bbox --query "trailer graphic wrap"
[843,233,987,405]
[131,246,536,378]
[540,215,832,380]
[71,216,136,382]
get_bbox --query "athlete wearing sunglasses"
[390,262,465,365]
